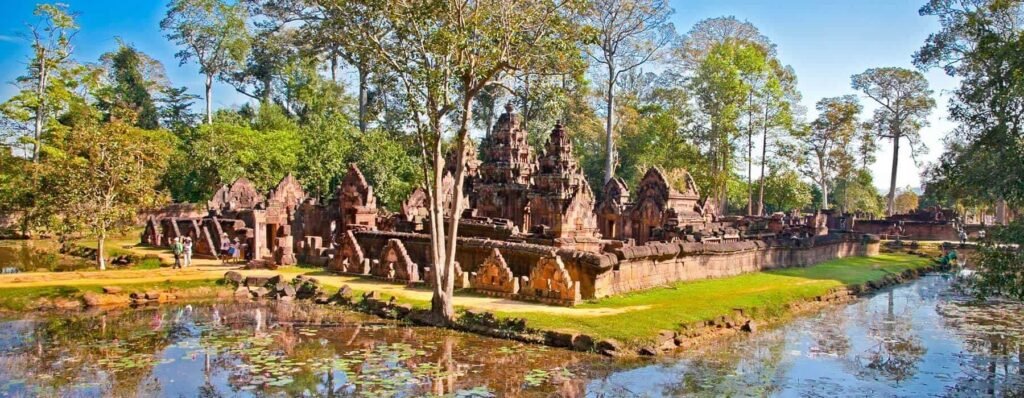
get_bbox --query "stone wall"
[351,230,879,302]
[596,234,880,298]
[854,220,987,241]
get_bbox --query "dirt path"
[3,237,642,316]
[0,266,641,316]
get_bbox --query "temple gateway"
[143,105,879,306]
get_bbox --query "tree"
[158,86,200,132]
[761,169,812,213]
[335,0,587,322]
[690,40,766,214]
[45,117,172,270]
[851,67,935,216]
[677,16,774,69]
[2,3,79,162]
[582,0,674,183]
[161,0,250,124]
[798,96,862,211]
[894,186,919,214]
[755,61,799,216]
[98,43,167,129]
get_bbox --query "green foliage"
[296,114,354,201]
[761,169,812,213]
[915,1,1024,299]
[97,43,165,129]
[161,0,250,122]
[831,169,886,216]
[690,40,770,210]
[617,102,703,191]
[348,130,419,211]
[797,95,862,210]
[190,119,300,194]
[157,86,199,132]
[42,117,173,268]
[971,221,1024,301]
[894,186,919,214]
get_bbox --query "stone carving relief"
[371,239,420,282]
[470,248,519,295]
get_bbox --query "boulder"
[596,339,623,357]
[244,275,273,288]
[53,298,83,310]
[82,292,129,307]
[638,346,659,356]
[331,285,354,304]
[278,284,296,298]
[223,271,244,285]
[657,331,678,351]
[313,292,331,304]
[394,304,414,318]
[234,286,250,299]
[544,331,577,348]
[571,334,595,352]
[251,287,271,299]
[144,291,162,300]
[101,286,123,294]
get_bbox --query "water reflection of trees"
[0,302,603,397]
[856,290,927,383]
[937,295,1024,395]
[658,329,790,397]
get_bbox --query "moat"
[0,274,1019,397]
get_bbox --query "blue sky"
[0,0,956,192]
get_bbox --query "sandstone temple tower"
[475,103,535,228]
[526,122,599,249]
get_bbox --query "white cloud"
[0,35,22,43]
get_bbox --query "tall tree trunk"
[435,95,475,323]
[204,74,213,124]
[330,55,338,82]
[97,231,107,271]
[746,92,754,216]
[758,105,769,215]
[32,62,47,163]
[603,66,616,183]
[358,64,368,133]
[886,133,900,216]
[821,178,829,212]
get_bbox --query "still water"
[0,274,1020,397]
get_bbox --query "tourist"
[183,237,193,268]
[220,234,231,264]
[172,237,183,269]
[231,238,241,263]
[959,229,967,245]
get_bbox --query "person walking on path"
[172,237,184,269]
[183,237,193,268]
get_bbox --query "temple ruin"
[143,105,880,305]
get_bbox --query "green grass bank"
[494,253,934,343]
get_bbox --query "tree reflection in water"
[0,302,599,397]
[857,290,926,383]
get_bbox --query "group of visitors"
[171,236,193,269]
[170,234,248,268]
[219,233,245,265]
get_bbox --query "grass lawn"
[0,279,224,312]
[495,253,933,344]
